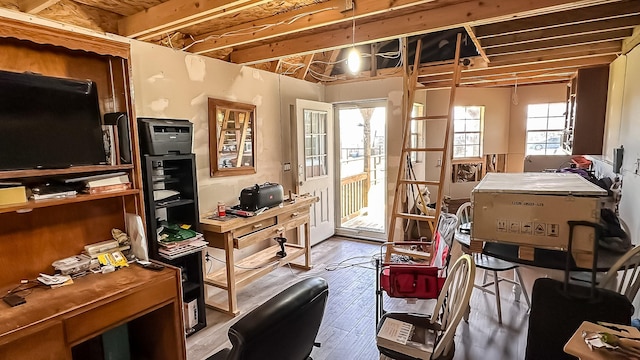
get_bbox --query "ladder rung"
[404,147,445,152]
[394,213,437,222]
[411,115,448,121]
[399,180,441,186]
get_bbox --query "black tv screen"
[0,70,107,171]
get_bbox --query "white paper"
[126,213,149,261]
[378,318,414,345]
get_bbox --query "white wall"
[603,45,640,244]
[506,84,567,173]
[423,87,512,199]
[129,41,324,214]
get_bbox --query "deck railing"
[340,172,368,222]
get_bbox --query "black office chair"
[207,277,329,360]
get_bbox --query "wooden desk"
[200,195,317,316]
[0,265,186,359]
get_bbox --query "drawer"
[277,208,309,225]
[235,224,285,249]
[64,276,177,344]
[232,216,277,238]
[282,212,309,231]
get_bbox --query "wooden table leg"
[224,233,238,315]
[304,221,311,268]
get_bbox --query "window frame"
[525,102,566,156]
[452,105,484,160]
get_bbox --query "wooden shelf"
[204,243,305,289]
[156,199,195,209]
[0,164,134,180]
[0,189,139,214]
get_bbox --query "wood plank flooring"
[187,237,545,360]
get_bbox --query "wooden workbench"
[200,195,317,315]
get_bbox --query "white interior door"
[294,99,335,245]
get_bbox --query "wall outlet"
[437,159,442,167]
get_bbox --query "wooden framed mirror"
[208,98,256,177]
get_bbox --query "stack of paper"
[158,232,207,260]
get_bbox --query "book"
[31,190,77,200]
[86,174,130,188]
[85,182,131,194]
[0,186,27,206]
[376,318,435,359]
[64,172,127,184]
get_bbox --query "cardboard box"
[184,299,198,330]
[472,173,608,268]
[0,186,27,206]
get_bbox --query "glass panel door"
[335,102,387,240]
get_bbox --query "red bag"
[380,264,445,299]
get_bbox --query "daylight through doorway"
[336,104,386,239]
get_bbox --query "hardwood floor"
[187,236,543,360]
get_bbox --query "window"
[410,103,425,162]
[526,103,565,155]
[453,106,483,158]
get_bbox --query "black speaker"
[104,112,132,164]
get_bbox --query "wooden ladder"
[385,34,463,261]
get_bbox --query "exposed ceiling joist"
[322,50,341,77]
[488,42,621,66]
[485,28,632,56]
[464,25,490,63]
[229,0,619,64]
[19,0,60,14]
[297,54,314,79]
[187,0,438,55]
[119,0,270,40]
[480,14,640,48]
[418,55,616,78]
[476,0,640,38]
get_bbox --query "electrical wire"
[180,6,337,52]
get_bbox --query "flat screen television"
[0,70,107,171]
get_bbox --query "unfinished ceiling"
[0,0,638,87]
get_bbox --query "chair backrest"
[437,212,460,249]
[599,245,640,302]
[455,202,472,226]
[430,254,476,358]
[226,277,329,360]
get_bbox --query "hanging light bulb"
[346,3,360,74]
[347,47,360,74]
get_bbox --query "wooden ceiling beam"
[417,54,616,77]
[187,0,439,55]
[298,54,314,80]
[323,50,341,77]
[464,25,490,63]
[488,42,621,66]
[462,75,572,87]
[119,0,269,40]
[481,15,640,48]
[19,0,60,14]
[229,0,618,64]
[422,67,577,85]
[485,28,632,56]
[476,0,640,38]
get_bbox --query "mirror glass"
[208,98,256,177]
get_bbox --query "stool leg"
[515,267,531,309]
[493,270,502,324]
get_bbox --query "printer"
[138,118,193,155]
